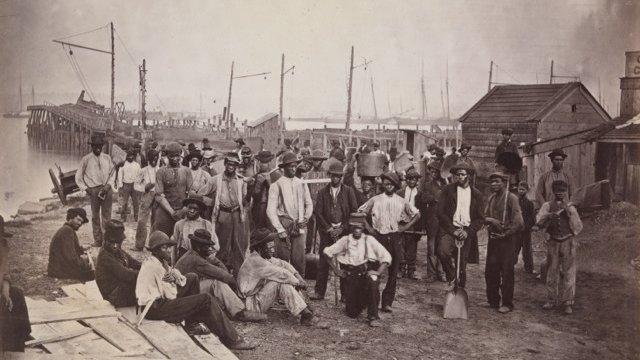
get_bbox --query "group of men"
[30,126,586,354]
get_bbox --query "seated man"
[135,231,256,350]
[237,228,320,326]
[96,220,141,307]
[48,208,95,281]
[324,213,390,327]
[171,195,216,262]
[175,229,266,322]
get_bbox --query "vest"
[546,201,573,240]
[212,174,245,223]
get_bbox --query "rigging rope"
[56,24,108,41]
[61,44,96,101]
[494,63,522,84]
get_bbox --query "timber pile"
[20,282,238,360]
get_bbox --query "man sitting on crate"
[324,213,390,327]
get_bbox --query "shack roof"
[598,113,640,142]
[458,82,609,125]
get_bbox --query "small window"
[571,104,577,113]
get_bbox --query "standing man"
[117,149,142,222]
[186,151,211,196]
[267,152,313,277]
[204,153,250,275]
[134,149,161,251]
[535,148,572,207]
[201,149,217,177]
[358,172,420,312]
[96,220,140,307]
[75,133,115,247]
[251,150,275,229]
[152,142,193,237]
[484,172,524,313]
[324,213,391,327]
[534,180,583,315]
[514,181,536,274]
[436,162,484,290]
[422,162,446,282]
[172,196,215,261]
[239,146,256,178]
[397,168,426,280]
[47,208,94,281]
[303,149,329,254]
[495,128,519,162]
[309,162,358,300]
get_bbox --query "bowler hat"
[250,227,279,249]
[488,171,509,182]
[380,171,401,188]
[309,149,328,161]
[184,151,203,163]
[67,207,89,224]
[327,162,344,175]
[501,128,514,136]
[548,148,568,159]
[147,231,176,251]
[348,212,367,228]
[188,229,216,247]
[0,215,13,238]
[88,133,106,145]
[183,195,206,210]
[165,142,182,156]
[450,161,473,174]
[278,152,300,167]
[104,219,126,243]
[255,150,274,163]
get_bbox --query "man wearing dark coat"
[48,208,94,281]
[495,128,519,162]
[96,220,141,307]
[436,162,484,289]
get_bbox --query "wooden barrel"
[357,153,386,177]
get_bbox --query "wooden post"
[488,60,493,92]
[225,61,234,140]
[346,46,354,131]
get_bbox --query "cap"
[104,219,126,243]
[147,231,176,251]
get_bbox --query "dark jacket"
[175,249,235,284]
[314,184,358,233]
[519,195,535,231]
[397,186,428,231]
[495,140,519,161]
[47,224,94,281]
[96,247,141,307]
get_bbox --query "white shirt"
[75,153,115,190]
[323,234,392,266]
[404,186,418,207]
[118,161,141,187]
[135,256,186,306]
[330,185,341,200]
[135,164,160,192]
[453,185,472,227]
[358,193,418,234]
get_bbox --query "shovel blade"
[443,288,469,319]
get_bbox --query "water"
[0,117,80,218]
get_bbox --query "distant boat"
[3,76,30,118]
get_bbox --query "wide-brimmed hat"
[88,133,106,145]
[488,171,509,182]
[255,150,274,163]
[380,171,401,188]
[67,207,89,224]
[348,212,367,228]
[458,143,472,152]
[501,128,514,136]
[309,149,328,161]
[278,152,300,167]
[183,195,206,210]
[405,168,422,179]
[250,227,279,249]
[202,149,216,159]
[224,152,241,165]
[188,229,216,247]
[147,231,176,251]
[0,215,13,238]
[104,219,126,243]
[327,162,344,176]
[165,142,182,156]
[548,148,568,159]
[450,161,474,174]
[184,151,203,163]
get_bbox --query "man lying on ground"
[135,231,256,350]
[48,208,94,281]
[175,228,266,322]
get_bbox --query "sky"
[0,0,638,122]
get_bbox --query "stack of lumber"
[18,281,238,360]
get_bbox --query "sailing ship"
[3,79,31,118]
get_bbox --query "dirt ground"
[5,199,640,360]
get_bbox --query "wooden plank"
[25,328,93,347]
[27,297,118,325]
[30,321,121,356]
[193,334,239,360]
[82,317,159,358]
[60,282,105,302]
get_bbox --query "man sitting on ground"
[324,213,390,327]
[175,229,266,322]
[96,220,140,307]
[136,231,256,350]
[237,228,322,326]
[48,208,94,281]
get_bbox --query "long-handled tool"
[443,240,469,319]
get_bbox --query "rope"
[114,27,138,66]
[68,49,97,101]
[56,24,108,41]
[61,44,95,101]
[494,63,522,84]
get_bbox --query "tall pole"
[110,22,115,131]
[140,59,147,129]
[31,85,35,107]
[18,73,22,112]
[345,46,354,131]
[488,60,493,92]
[226,61,234,140]
[370,77,378,121]
[549,60,554,84]
[420,61,427,122]
[279,53,285,133]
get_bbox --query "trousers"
[437,231,472,287]
[245,281,307,316]
[513,230,534,273]
[342,266,380,320]
[546,237,577,305]
[135,191,155,250]
[151,204,176,239]
[377,232,402,307]
[215,210,247,276]
[315,230,347,297]
[146,273,240,346]
[199,278,245,317]
[401,233,421,273]
[86,186,113,246]
[425,216,445,279]
[275,228,307,278]
[485,237,516,308]
[119,183,141,221]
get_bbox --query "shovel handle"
[455,239,463,284]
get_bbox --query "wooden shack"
[459,82,611,191]
[246,113,279,151]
